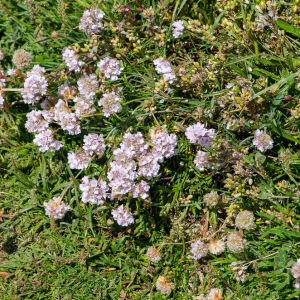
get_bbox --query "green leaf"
[276,19,300,38]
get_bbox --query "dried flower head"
[146,246,162,263]
[235,210,255,230]
[203,191,220,208]
[156,275,174,295]
[194,150,209,171]
[226,232,246,253]
[12,49,32,69]
[190,240,208,260]
[77,74,98,100]
[44,197,70,220]
[98,92,122,117]
[206,288,223,300]
[252,129,273,152]
[111,204,134,226]
[208,240,225,255]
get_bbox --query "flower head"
[111,204,134,226]
[203,191,220,208]
[67,152,91,170]
[235,210,255,230]
[98,92,122,117]
[208,240,225,255]
[190,240,208,260]
[97,57,123,81]
[156,276,174,295]
[12,49,32,69]
[146,246,162,263]
[252,129,273,152]
[83,133,106,156]
[185,122,216,147]
[44,197,70,220]
[172,20,184,38]
[79,7,105,35]
[226,232,246,253]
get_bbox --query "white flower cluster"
[53,100,81,135]
[106,129,177,200]
[44,197,70,220]
[252,129,273,152]
[62,48,85,72]
[97,57,124,81]
[292,259,300,289]
[73,96,96,117]
[98,92,122,117]
[0,94,5,109]
[33,129,62,152]
[190,240,208,260]
[67,151,92,170]
[153,57,176,84]
[185,122,216,147]
[79,176,108,205]
[79,7,105,35]
[83,133,106,156]
[25,110,49,133]
[111,204,134,226]
[172,20,184,38]
[22,65,48,104]
[77,74,98,100]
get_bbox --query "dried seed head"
[146,246,162,263]
[208,240,225,255]
[235,210,255,230]
[226,232,246,253]
[156,275,174,295]
[12,49,32,69]
[203,191,220,208]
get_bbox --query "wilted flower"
[79,7,105,35]
[77,74,98,100]
[252,129,273,152]
[111,204,134,226]
[194,150,209,171]
[206,288,223,300]
[12,49,32,69]
[235,210,255,230]
[79,176,108,205]
[98,92,122,117]
[208,240,225,255]
[190,240,208,260]
[97,57,123,81]
[73,96,96,117]
[156,275,174,295]
[226,232,246,253]
[44,197,70,220]
[203,191,220,208]
[146,246,162,263]
[172,20,184,38]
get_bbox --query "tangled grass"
[0,0,299,299]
